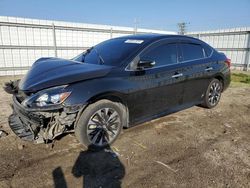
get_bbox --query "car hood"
[19,57,112,92]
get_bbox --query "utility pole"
[177,22,189,35]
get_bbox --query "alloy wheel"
[86,107,121,146]
[208,82,221,106]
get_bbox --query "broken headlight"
[22,85,71,108]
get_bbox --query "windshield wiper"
[82,47,104,65]
[82,47,94,62]
[93,48,105,65]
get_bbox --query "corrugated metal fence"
[188,28,250,71]
[0,16,174,75]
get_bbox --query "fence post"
[245,31,250,71]
[52,23,57,57]
[110,28,113,39]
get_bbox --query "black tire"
[75,99,126,150]
[201,78,223,109]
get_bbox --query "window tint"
[141,43,177,67]
[73,38,145,66]
[180,43,205,61]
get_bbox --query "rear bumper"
[223,69,231,91]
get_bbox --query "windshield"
[73,38,145,66]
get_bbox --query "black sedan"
[5,34,231,149]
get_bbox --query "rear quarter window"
[203,45,213,57]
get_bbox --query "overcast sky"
[0,0,249,32]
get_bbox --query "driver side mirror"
[137,60,156,70]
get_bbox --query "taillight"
[225,58,231,68]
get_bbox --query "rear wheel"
[75,99,126,150]
[201,78,223,108]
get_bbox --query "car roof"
[117,33,200,43]
[118,34,195,40]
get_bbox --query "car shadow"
[52,167,67,188]
[52,145,125,188]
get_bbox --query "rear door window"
[141,43,178,67]
[180,43,205,62]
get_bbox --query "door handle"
[205,67,213,71]
[172,73,183,78]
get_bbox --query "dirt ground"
[0,76,249,188]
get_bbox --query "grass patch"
[231,73,250,84]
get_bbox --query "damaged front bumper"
[9,95,84,144]
[9,96,45,143]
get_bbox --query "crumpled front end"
[5,80,83,144]
[9,97,44,142]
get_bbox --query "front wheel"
[201,78,223,108]
[75,99,126,150]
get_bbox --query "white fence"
[0,16,175,75]
[0,16,249,76]
[188,28,250,71]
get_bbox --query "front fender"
[63,77,130,107]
